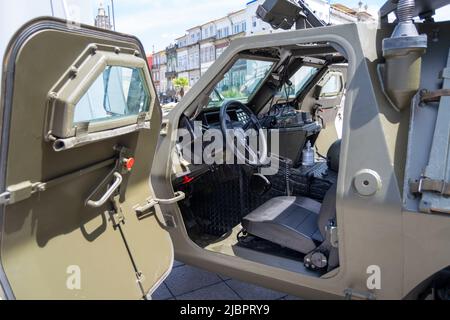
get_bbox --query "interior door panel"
[0,19,173,299]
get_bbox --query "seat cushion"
[242,197,322,254]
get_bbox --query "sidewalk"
[153,261,302,300]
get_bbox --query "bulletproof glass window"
[320,72,343,97]
[47,44,155,144]
[74,66,150,124]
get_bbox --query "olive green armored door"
[0,19,177,300]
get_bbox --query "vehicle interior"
[171,43,348,275]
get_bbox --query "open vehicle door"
[0,18,180,300]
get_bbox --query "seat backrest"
[327,140,342,173]
[318,184,337,238]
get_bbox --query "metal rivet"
[48,92,58,100]
[69,66,78,78]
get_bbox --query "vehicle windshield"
[280,65,320,98]
[208,58,274,107]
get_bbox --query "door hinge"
[134,191,185,216]
[0,192,10,205]
[410,178,450,196]
[110,195,125,229]
[420,88,450,104]
[0,181,44,206]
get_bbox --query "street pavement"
[153,261,302,300]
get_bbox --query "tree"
[172,77,189,98]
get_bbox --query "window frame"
[206,55,277,108]
[319,71,344,98]
[279,65,320,99]
[47,44,155,139]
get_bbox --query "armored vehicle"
[1,0,450,300]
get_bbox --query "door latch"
[110,195,125,229]
[344,288,376,300]
[0,181,44,206]
[134,191,186,216]
[160,119,169,136]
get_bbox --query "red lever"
[182,175,194,185]
[124,158,135,171]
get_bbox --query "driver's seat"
[242,185,337,255]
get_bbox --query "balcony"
[200,35,217,42]
[186,39,200,47]
[166,44,178,53]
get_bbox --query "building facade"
[151,50,168,101]
[186,26,201,87]
[330,3,375,24]
[151,1,375,101]
[176,34,189,84]
[165,44,178,100]
[200,43,215,74]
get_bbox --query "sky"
[106,0,385,53]
[101,0,449,54]
[112,0,248,52]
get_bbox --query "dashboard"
[196,107,250,129]
[194,104,316,131]
[174,102,322,182]
[173,106,252,185]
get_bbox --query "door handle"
[134,191,186,215]
[86,172,123,208]
[155,191,186,205]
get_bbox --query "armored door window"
[47,44,155,151]
[74,66,150,123]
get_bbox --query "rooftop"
[187,25,202,32]
[175,34,188,41]
[227,8,246,17]
[331,3,374,19]
[174,7,247,42]
[332,3,358,15]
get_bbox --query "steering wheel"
[220,100,268,166]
